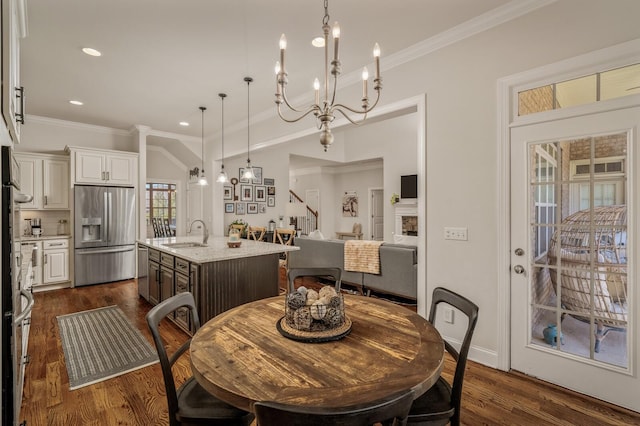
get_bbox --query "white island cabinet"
[66,146,138,186]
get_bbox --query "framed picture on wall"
[267,186,275,196]
[240,184,253,201]
[223,186,232,200]
[236,203,246,215]
[258,203,266,214]
[267,196,275,207]
[224,203,234,213]
[247,203,258,214]
[255,185,266,202]
[264,178,274,186]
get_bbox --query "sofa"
[288,237,417,301]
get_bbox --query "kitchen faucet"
[188,219,209,245]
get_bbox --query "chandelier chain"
[323,0,329,25]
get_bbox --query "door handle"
[15,86,25,124]
[513,265,525,274]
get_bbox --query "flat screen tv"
[401,174,417,199]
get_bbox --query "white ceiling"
[21,0,510,139]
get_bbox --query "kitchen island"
[138,236,298,332]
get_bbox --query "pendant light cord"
[245,76,253,164]
[200,106,206,174]
[219,93,226,170]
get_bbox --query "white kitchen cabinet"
[1,0,27,144]
[68,147,138,186]
[43,239,69,284]
[15,153,69,210]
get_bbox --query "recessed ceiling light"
[311,37,325,47]
[69,100,83,106]
[179,121,189,126]
[82,47,102,57]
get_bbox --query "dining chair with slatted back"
[254,389,414,426]
[248,226,266,241]
[163,218,174,236]
[146,292,254,426]
[407,287,479,426]
[273,228,296,268]
[273,228,295,245]
[151,217,162,237]
[287,267,342,293]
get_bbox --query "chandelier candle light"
[242,77,256,181]
[275,0,382,151]
[216,93,228,183]
[198,106,208,186]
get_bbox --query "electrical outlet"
[444,227,468,241]
[444,307,454,324]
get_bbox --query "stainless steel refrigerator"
[74,185,136,286]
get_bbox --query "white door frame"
[496,39,640,371]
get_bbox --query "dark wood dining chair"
[151,217,162,237]
[287,267,342,293]
[163,218,175,236]
[254,389,414,426]
[406,287,479,426]
[146,292,254,426]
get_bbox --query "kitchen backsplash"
[21,210,71,237]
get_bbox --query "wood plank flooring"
[21,280,640,425]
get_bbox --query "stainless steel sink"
[162,242,208,249]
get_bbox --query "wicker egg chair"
[547,205,627,353]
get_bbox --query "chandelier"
[275,0,382,151]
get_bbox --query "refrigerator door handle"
[76,246,135,255]
[14,289,34,324]
[104,191,110,244]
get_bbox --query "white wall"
[19,117,135,154]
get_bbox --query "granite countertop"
[139,236,299,264]
[21,234,72,242]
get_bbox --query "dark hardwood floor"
[21,280,640,425]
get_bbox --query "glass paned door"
[510,106,639,411]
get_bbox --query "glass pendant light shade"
[216,169,228,183]
[216,93,228,184]
[198,106,208,186]
[243,76,256,181]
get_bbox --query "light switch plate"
[444,227,468,241]
[444,307,454,324]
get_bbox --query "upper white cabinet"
[1,0,27,144]
[15,153,69,210]
[67,146,138,186]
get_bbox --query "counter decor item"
[278,285,351,342]
[227,228,242,248]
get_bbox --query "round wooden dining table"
[190,294,445,412]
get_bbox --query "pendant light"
[198,106,208,186]
[242,76,256,181]
[216,93,228,183]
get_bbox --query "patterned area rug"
[57,305,158,390]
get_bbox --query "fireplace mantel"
[394,201,418,244]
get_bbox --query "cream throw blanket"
[344,240,384,274]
